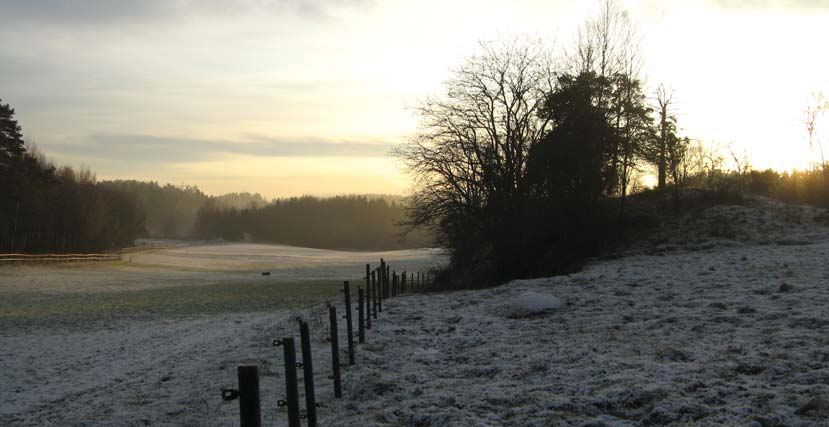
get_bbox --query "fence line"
[222,258,434,426]
[0,244,172,265]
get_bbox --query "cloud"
[0,0,375,27]
[50,133,394,165]
[711,0,829,10]
[0,0,175,25]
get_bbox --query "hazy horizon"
[2,0,828,198]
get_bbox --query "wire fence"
[0,244,172,265]
[219,258,433,427]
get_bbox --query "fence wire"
[220,260,435,426]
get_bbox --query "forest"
[0,100,430,252]
[100,181,268,239]
[0,101,144,253]
[194,195,433,250]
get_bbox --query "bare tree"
[569,0,631,82]
[568,0,649,215]
[397,39,555,230]
[654,85,674,190]
[804,92,828,170]
[395,39,557,275]
[728,144,751,177]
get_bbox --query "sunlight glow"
[2,0,827,196]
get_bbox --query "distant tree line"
[1,100,429,252]
[100,181,267,239]
[194,195,433,250]
[673,139,829,208]
[0,99,145,253]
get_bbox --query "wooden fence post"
[299,322,318,427]
[328,305,342,398]
[358,287,365,343]
[343,281,355,365]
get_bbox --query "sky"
[1,0,827,198]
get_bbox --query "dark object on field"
[795,397,829,416]
[261,272,270,276]
[778,282,794,292]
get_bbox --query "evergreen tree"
[0,98,25,167]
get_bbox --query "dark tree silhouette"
[395,39,557,276]
[569,0,653,215]
[0,100,146,253]
[653,85,675,190]
[0,99,25,165]
[397,4,680,284]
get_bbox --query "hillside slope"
[320,200,829,426]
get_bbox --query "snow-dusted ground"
[313,198,829,426]
[3,200,829,426]
[126,243,442,273]
[0,244,442,426]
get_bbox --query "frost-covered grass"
[311,199,829,426]
[4,203,829,426]
[0,243,442,329]
[321,241,829,426]
[0,278,340,329]
[0,243,441,426]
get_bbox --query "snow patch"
[499,290,562,318]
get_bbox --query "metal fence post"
[358,287,365,343]
[328,305,342,398]
[238,366,262,427]
[299,322,317,427]
[343,281,355,365]
[365,263,371,329]
[371,270,378,318]
[281,338,301,427]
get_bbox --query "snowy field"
[0,243,442,426]
[312,198,829,426]
[3,198,829,426]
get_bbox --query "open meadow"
[0,243,443,426]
